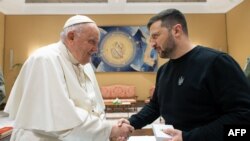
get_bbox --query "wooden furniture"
[0,112,13,141]
[105,102,132,118]
[131,128,153,136]
[101,85,137,111]
[105,101,132,113]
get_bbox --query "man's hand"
[163,128,183,141]
[110,121,134,141]
[117,118,130,127]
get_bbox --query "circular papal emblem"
[100,31,136,68]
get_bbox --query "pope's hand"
[110,121,134,141]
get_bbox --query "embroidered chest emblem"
[178,76,184,86]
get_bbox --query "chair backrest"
[101,85,136,99]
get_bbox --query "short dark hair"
[147,8,188,36]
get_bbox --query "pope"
[4,15,134,141]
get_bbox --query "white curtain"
[0,68,5,105]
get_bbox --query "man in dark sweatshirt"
[120,8,250,141]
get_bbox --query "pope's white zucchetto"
[63,15,95,29]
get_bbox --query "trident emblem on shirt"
[178,76,184,86]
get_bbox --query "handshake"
[109,118,134,141]
[108,119,183,141]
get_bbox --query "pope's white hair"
[60,23,84,42]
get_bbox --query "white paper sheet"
[152,124,174,141]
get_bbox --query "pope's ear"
[67,31,75,41]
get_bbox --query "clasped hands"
[110,118,183,141]
[109,118,133,141]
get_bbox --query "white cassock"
[4,41,112,141]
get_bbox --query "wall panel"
[4,14,227,100]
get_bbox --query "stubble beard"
[159,34,176,59]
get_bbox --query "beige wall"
[227,0,250,68]
[187,14,227,52]
[4,14,227,100]
[0,12,4,70]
